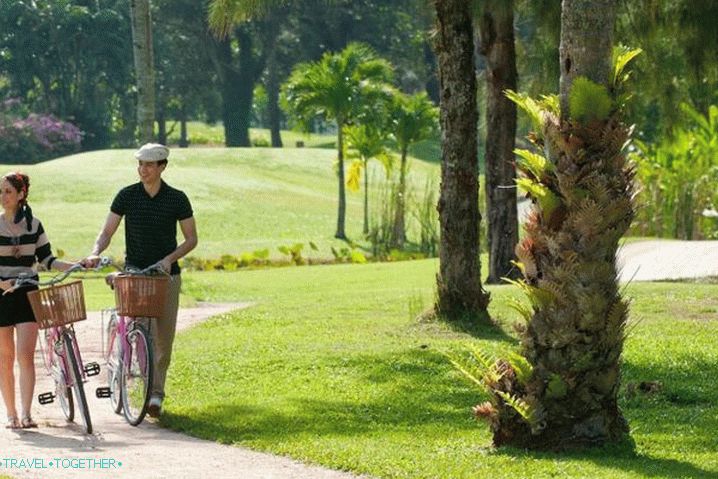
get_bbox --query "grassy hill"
[4,147,440,261]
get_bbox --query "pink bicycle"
[96,261,169,426]
[12,265,100,434]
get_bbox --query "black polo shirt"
[110,180,193,275]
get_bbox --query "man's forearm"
[91,232,112,256]
[164,237,198,265]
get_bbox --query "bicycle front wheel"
[63,331,92,434]
[120,324,153,426]
[48,331,74,421]
[106,314,123,414]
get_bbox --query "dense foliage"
[0,0,714,160]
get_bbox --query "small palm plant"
[282,43,393,240]
[388,91,439,247]
[344,123,393,235]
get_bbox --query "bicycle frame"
[104,312,151,380]
[96,259,165,425]
[41,325,90,387]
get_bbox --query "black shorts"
[0,285,39,328]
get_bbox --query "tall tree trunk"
[392,148,408,248]
[266,52,283,147]
[335,125,347,239]
[156,103,166,145]
[491,0,632,449]
[363,158,369,235]
[213,27,265,147]
[129,0,155,143]
[233,27,263,147]
[478,0,519,284]
[262,14,283,148]
[433,0,491,321]
[179,107,189,148]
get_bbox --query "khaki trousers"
[151,275,181,399]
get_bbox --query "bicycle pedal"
[84,362,101,377]
[38,392,55,405]
[96,387,112,399]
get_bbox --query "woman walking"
[0,172,77,429]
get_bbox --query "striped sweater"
[0,216,55,279]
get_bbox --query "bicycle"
[10,264,100,434]
[95,261,169,426]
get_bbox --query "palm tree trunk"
[179,107,189,148]
[266,53,283,147]
[263,15,283,148]
[335,125,347,239]
[559,0,616,121]
[129,0,155,143]
[433,0,491,321]
[392,148,408,248]
[156,103,166,145]
[492,0,632,449]
[478,0,519,284]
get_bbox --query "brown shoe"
[147,396,162,418]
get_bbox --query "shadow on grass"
[415,307,516,342]
[162,348,486,442]
[162,342,717,478]
[490,444,717,479]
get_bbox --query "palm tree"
[432,0,491,321]
[344,124,392,235]
[282,43,393,239]
[477,0,519,283]
[463,0,637,449]
[129,0,155,142]
[389,91,438,248]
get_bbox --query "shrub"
[251,135,270,147]
[0,107,82,163]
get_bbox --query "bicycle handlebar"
[4,256,114,293]
[122,262,169,276]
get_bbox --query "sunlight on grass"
[152,260,718,479]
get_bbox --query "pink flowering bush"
[0,99,83,163]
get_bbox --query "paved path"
[1,303,366,479]
[617,240,718,282]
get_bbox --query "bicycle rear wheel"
[63,331,92,434]
[106,314,123,414]
[120,324,153,426]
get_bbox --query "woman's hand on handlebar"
[0,279,14,293]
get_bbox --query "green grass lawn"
[142,260,718,479]
[5,147,439,261]
[165,122,339,150]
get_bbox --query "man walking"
[84,143,198,417]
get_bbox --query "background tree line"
[2,0,715,151]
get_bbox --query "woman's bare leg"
[0,326,17,419]
[15,322,38,419]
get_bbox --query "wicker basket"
[27,281,87,330]
[114,275,169,318]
